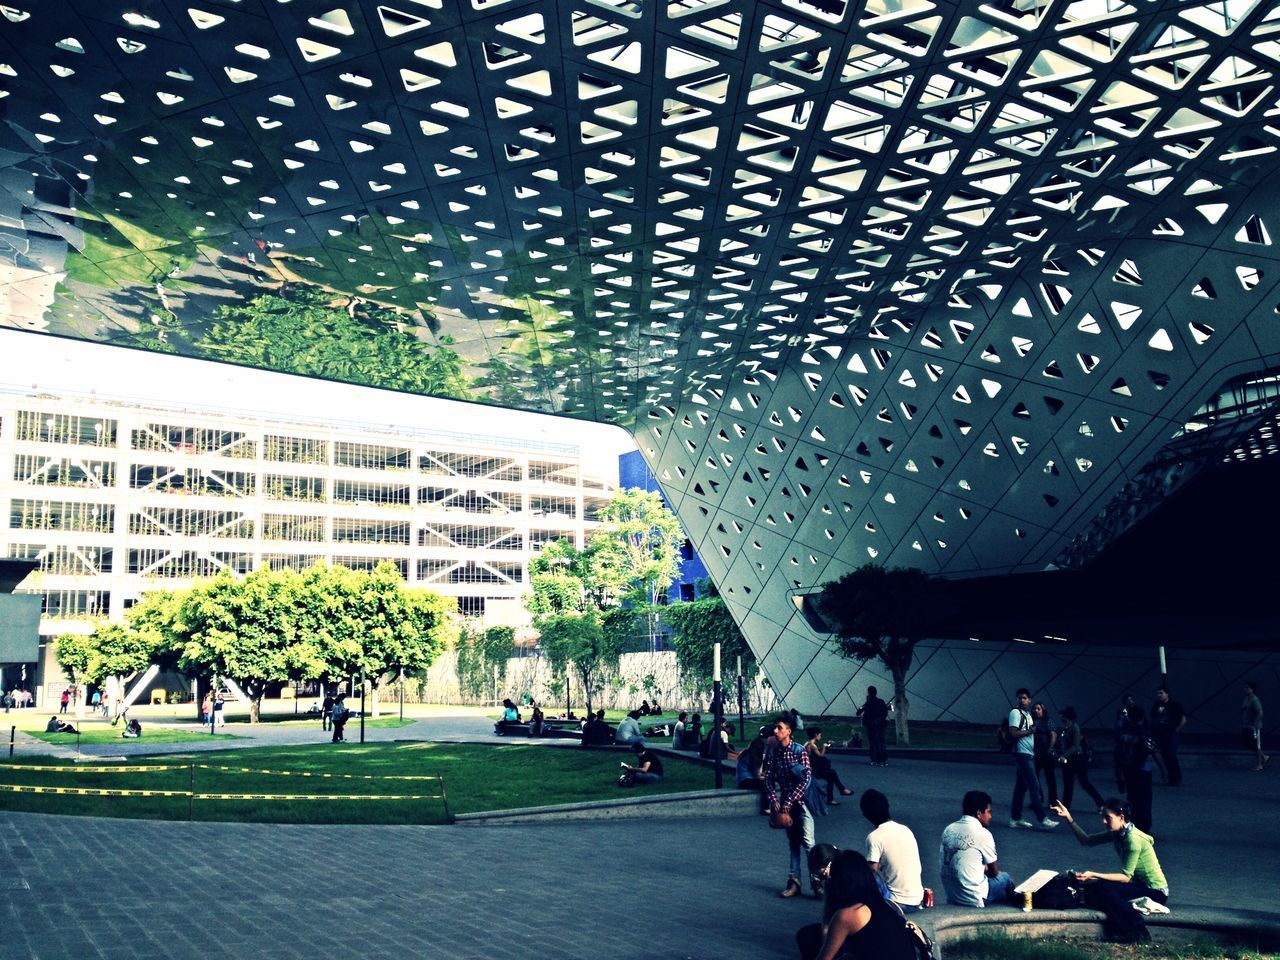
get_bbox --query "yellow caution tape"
[0,764,182,773]
[194,793,442,801]
[195,764,439,781]
[0,784,190,798]
[0,783,441,801]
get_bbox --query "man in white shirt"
[1009,687,1057,829]
[939,790,1015,907]
[861,789,926,911]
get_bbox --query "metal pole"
[8,725,13,758]
[359,669,366,744]
[712,642,723,789]
[188,763,195,821]
[210,676,217,737]
[737,672,746,743]
[399,667,405,722]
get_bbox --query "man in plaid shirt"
[765,715,814,898]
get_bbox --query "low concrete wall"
[920,906,1280,959]
[454,787,759,825]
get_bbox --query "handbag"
[769,808,793,830]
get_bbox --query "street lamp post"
[736,654,745,744]
[359,669,366,744]
[712,643,723,789]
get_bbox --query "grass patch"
[948,933,1279,960]
[26,727,243,745]
[0,742,718,825]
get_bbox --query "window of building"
[6,543,112,576]
[530,495,577,519]
[261,514,327,542]
[334,441,411,471]
[333,479,411,507]
[457,596,486,618]
[529,529,576,550]
[10,499,113,533]
[13,455,115,488]
[333,517,411,545]
[16,410,117,447]
[262,553,325,572]
[131,423,256,459]
[38,589,109,618]
[262,473,326,502]
[529,460,578,486]
[418,524,522,550]
[129,465,255,497]
[333,555,408,577]
[263,435,328,464]
[129,508,254,539]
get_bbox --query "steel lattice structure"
[4,0,1280,708]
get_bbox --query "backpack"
[903,919,935,960]
[1032,872,1086,909]
[996,716,1014,752]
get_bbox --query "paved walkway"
[2,719,1278,959]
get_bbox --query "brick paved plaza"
[1,718,1277,960]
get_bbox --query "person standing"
[330,694,348,742]
[321,692,334,732]
[1008,688,1057,829]
[939,790,1014,907]
[857,686,890,767]
[860,789,926,912]
[1150,686,1186,785]
[59,689,69,715]
[1112,693,1136,793]
[213,694,226,728]
[1057,706,1105,811]
[1242,680,1269,771]
[1115,704,1154,833]
[201,693,212,725]
[671,711,687,749]
[765,715,814,898]
[1032,701,1059,806]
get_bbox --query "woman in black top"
[1032,702,1058,806]
[815,851,915,960]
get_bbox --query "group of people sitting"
[790,783,1168,958]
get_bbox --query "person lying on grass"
[45,716,78,734]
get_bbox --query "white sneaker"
[1037,817,1060,829]
[1008,819,1033,829]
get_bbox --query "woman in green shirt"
[1049,797,1168,943]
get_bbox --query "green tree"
[535,611,621,716]
[589,489,683,609]
[173,567,306,722]
[54,631,101,689]
[453,623,516,703]
[817,564,937,746]
[199,287,471,398]
[308,562,454,716]
[665,595,757,697]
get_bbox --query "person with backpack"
[857,686,890,766]
[1057,706,1105,811]
[1007,688,1058,830]
[330,694,349,743]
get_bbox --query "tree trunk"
[891,660,910,746]
[370,678,381,719]
[249,686,262,723]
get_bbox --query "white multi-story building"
[0,391,615,654]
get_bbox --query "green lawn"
[0,742,719,825]
[26,727,242,745]
[948,932,1278,960]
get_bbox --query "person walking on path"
[1057,706,1105,811]
[1242,680,1269,771]
[857,686,890,766]
[1008,688,1057,829]
[765,715,814,898]
[330,694,349,743]
[1150,686,1186,785]
[1032,701,1058,807]
[59,689,69,715]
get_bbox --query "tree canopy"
[817,564,938,745]
[589,489,683,607]
[664,595,757,696]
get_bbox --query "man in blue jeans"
[1009,688,1059,830]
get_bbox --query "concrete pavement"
[2,720,1279,959]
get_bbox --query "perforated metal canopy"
[4,0,1280,706]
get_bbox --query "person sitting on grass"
[581,710,613,747]
[615,709,645,746]
[121,717,143,739]
[1050,797,1168,943]
[46,716,78,734]
[621,741,664,784]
